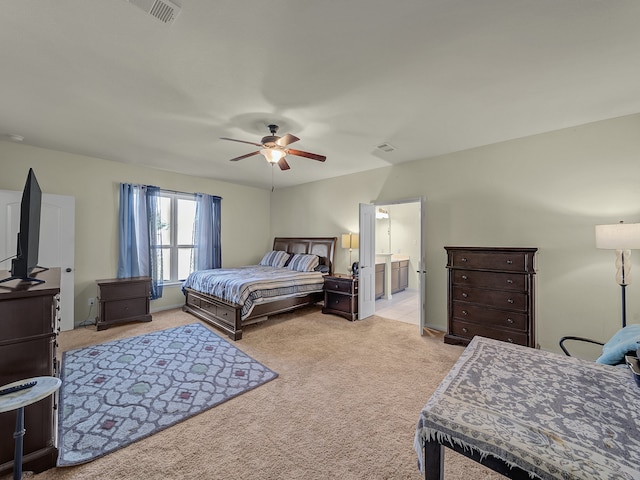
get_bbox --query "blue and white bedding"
[182,265,325,319]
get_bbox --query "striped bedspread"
[182,265,325,319]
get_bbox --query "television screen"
[0,168,45,284]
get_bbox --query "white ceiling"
[1,0,640,190]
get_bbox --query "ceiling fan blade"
[278,158,291,170]
[286,149,326,162]
[276,133,300,147]
[220,137,263,147]
[229,151,260,162]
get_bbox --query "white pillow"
[259,250,290,268]
[287,253,320,272]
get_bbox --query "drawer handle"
[462,292,468,298]
[507,338,514,343]
[507,298,514,304]
[334,284,339,289]
[506,279,513,284]
[506,259,513,264]
[335,300,340,304]
[462,327,469,333]
[462,310,468,316]
[461,275,468,280]
[507,318,514,324]
[461,257,467,262]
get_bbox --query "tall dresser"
[444,247,537,348]
[0,268,61,475]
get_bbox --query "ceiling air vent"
[128,0,181,25]
[376,142,396,153]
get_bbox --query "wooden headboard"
[273,237,337,275]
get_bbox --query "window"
[156,191,197,284]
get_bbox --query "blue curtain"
[117,183,163,299]
[193,193,221,271]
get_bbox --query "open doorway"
[373,200,421,326]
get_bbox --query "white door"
[358,203,375,319]
[0,191,75,331]
[418,197,427,334]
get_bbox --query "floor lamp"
[341,232,359,274]
[595,221,640,328]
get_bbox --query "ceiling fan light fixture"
[260,147,286,164]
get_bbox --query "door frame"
[360,197,426,334]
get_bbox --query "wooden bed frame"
[182,237,337,340]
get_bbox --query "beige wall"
[271,113,640,353]
[0,141,272,324]
[3,112,640,352]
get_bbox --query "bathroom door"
[358,203,375,319]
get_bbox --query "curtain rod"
[161,188,222,200]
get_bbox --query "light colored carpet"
[5,306,504,479]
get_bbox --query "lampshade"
[341,233,359,249]
[260,148,286,164]
[595,222,640,250]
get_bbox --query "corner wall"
[270,113,640,353]
[0,141,272,326]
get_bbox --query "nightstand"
[95,277,152,330]
[322,274,358,321]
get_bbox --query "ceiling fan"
[220,124,326,170]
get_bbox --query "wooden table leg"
[423,437,444,480]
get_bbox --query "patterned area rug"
[57,323,278,466]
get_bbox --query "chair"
[559,324,640,366]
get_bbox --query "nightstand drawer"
[98,280,149,300]
[325,292,355,314]
[104,298,148,321]
[324,277,357,294]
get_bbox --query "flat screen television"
[0,168,47,284]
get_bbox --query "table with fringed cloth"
[414,336,640,480]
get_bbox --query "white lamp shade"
[341,233,359,249]
[595,222,640,250]
[260,148,286,163]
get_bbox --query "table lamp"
[341,232,359,273]
[595,221,640,328]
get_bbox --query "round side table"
[0,377,61,480]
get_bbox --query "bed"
[182,237,337,340]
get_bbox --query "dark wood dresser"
[96,276,152,330]
[444,247,537,348]
[0,268,60,475]
[322,274,358,321]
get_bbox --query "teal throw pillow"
[596,324,640,365]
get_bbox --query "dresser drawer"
[452,286,528,311]
[324,277,357,294]
[0,296,55,341]
[451,320,528,346]
[452,270,526,292]
[449,250,534,272]
[452,302,528,331]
